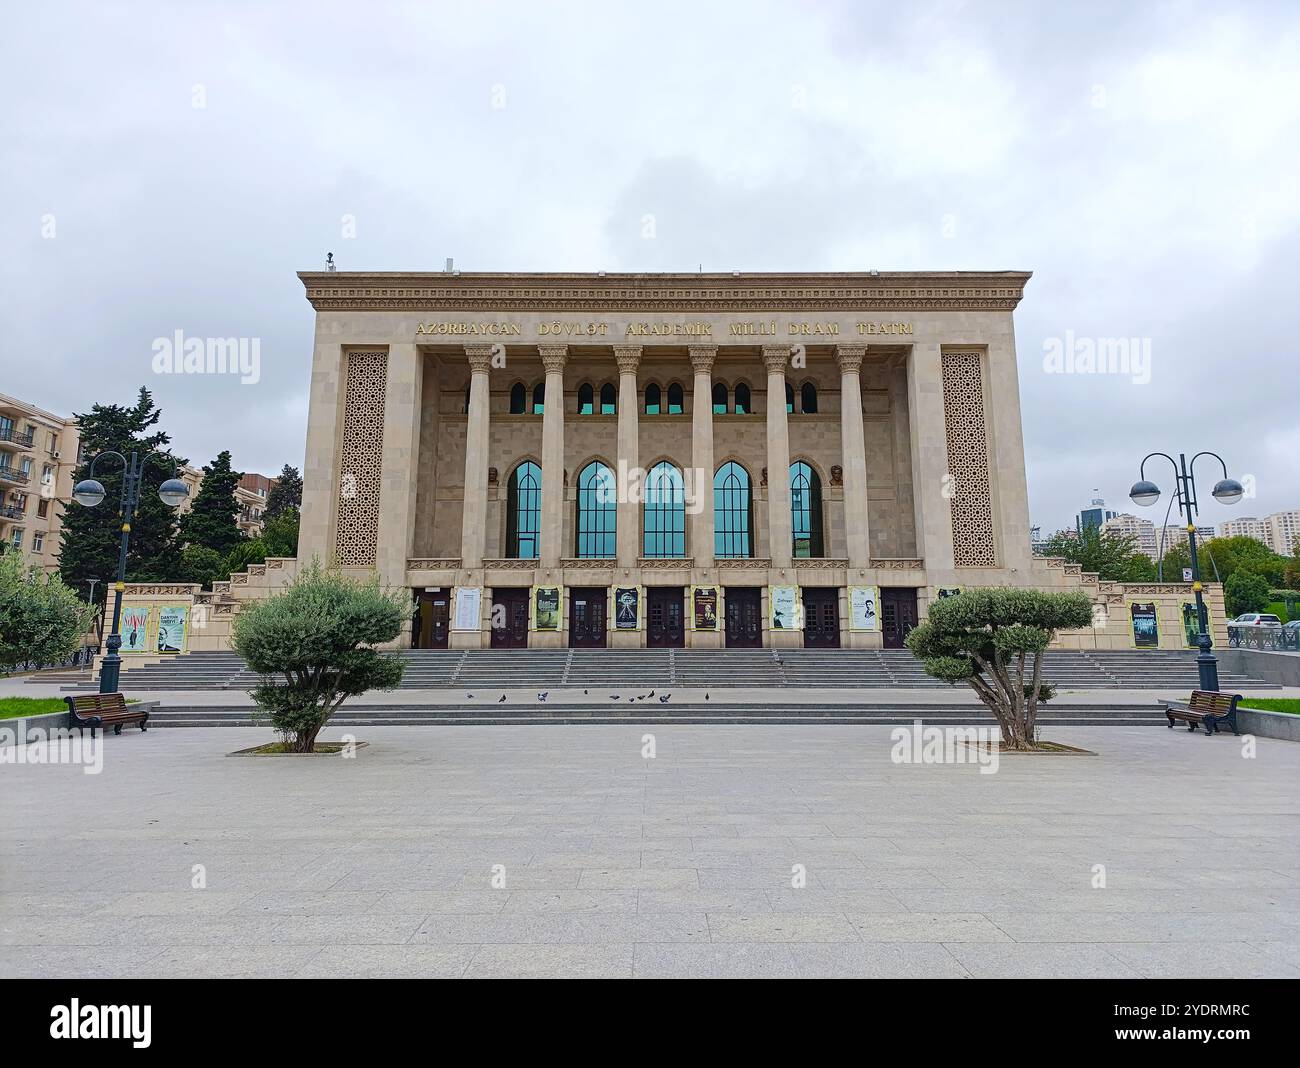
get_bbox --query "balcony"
[0,503,23,522]
[0,467,31,485]
[0,425,35,449]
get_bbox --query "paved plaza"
[2,724,1298,979]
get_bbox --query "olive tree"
[905,588,1095,750]
[0,552,95,673]
[231,561,406,752]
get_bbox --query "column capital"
[689,345,717,373]
[538,344,568,373]
[761,344,789,373]
[835,344,867,374]
[465,344,495,373]
[613,344,642,374]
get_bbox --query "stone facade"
[264,269,1225,652]
[0,392,81,574]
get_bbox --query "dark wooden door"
[725,587,763,648]
[881,587,918,649]
[646,587,685,647]
[569,587,608,648]
[802,587,840,648]
[413,591,450,649]
[491,588,529,648]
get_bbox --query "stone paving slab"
[1,724,1297,978]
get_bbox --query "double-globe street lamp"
[1129,451,1243,692]
[72,451,190,694]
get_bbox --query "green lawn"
[0,696,139,719]
[1238,698,1300,716]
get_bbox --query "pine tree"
[265,463,303,518]
[59,388,187,591]
[180,450,245,556]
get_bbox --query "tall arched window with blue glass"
[575,461,616,558]
[506,461,541,559]
[790,461,824,558]
[643,461,686,558]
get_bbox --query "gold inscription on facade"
[730,321,778,336]
[413,320,915,340]
[538,321,610,337]
[857,321,914,335]
[788,322,840,336]
[415,322,522,336]
[624,322,713,337]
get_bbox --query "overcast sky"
[3,1,1297,535]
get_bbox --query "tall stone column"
[377,342,424,590]
[836,344,871,568]
[907,341,955,571]
[538,344,568,566]
[614,345,642,566]
[459,344,493,569]
[689,345,717,564]
[764,345,793,567]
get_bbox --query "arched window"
[532,382,545,415]
[734,382,751,415]
[643,461,686,558]
[785,382,794,414]
[790,461,824,558]
[575,461,616,558]
[801,382,818,414]
[509,383,527,415]
[645,383,661,415]
[506,462,541,559]
[667,382,684,414]
[577,382,594,415]
[712,382,728,415]
[600,383,616,414]
[714,462,753,559]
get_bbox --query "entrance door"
[491,588,529,648]
[413,591,450,648]
[724,587,763,648]
[881,587,918,649]
[646,587,685,647]
[802,587,841,648]
[569,587,608,648]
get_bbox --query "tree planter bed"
[227,741,369,756]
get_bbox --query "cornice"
[298,270,1032,312]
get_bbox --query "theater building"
[286,270,1218,651]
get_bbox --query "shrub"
[230,560,406,752]
[0,553,95,673]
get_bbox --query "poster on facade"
[691,586,718,630]
[769,585,800,630]
[121,605,152,654]
[452,586,482,631]
[1181,602,1208,648]
[848,586,879,631]
[156,605,187,653]
[613,586,640,630]
[533,586,561,631]
[1130,602,1159,648]
[936,587,962,599]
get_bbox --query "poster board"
[1130,602,1160,648]
[613,586,641,630]
[156,605,188,653]
[769,585,800,631]
[848,586,879,631]
[532,585,562,631]
[691,585,719,630]
[120,605,152,655]
[452,586,482,631]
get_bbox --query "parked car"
[1230,613,1282,627]
[1283,619,1300,630]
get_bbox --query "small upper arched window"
[577,383,594,415]
[667,383,684,414]
[734,383,751,415]
[645,383,661,415]
[509,383,527,414]
[785,382,794,414]
[801,382,818,414]
[532,382,545,415]
[712,382,728,415]
[600,383,616,414]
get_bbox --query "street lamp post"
[72,451,190,694]
[1129,451,1243,692]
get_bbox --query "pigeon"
[609,695,620,700]
[498,694,506,703]
[705,692,710,701]
[538,692,548,702]
[583,689,589,695]
[659,694,671,704]
[466,694,473,699]
[647,690,655,698]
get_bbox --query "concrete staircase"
[48,647,1279,692]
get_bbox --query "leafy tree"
[59,388,186,591]
[179,544,227,589]
[260,509,299,558]
[0,553,95,672]
[180,450,245,556]
[905,588,1095,750]
[265,464,303,518]
[1036,525,1155,582]
[1224,570,1271,617]
[231,561,406,752]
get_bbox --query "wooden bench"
[65,693,149,734]
[1162,690,1241,736]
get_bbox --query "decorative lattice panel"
[941,351,996,567]
[333,350,387,566]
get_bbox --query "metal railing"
[1227,625,1300,652]
[0,466,31,484]
[5,643,99,675]
[0,426,35,447]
